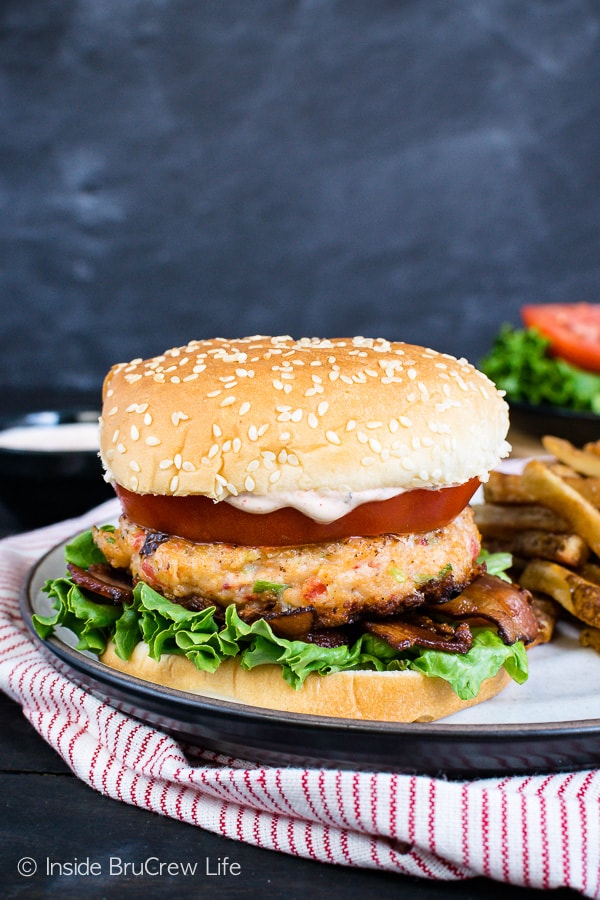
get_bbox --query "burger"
[35,336,541,722]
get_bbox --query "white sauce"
[226,486,407,523]
[0,422,100,452]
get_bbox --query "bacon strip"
[67,563,134,605]
[434,573,539,644]
[364,618,473,653]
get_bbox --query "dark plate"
[20,537,600,778]
[509,401,600,446]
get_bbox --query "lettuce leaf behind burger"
[33,530,528,701]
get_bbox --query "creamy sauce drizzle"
[226,486,408,523]
[0,422,100,452]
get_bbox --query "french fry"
[580,627,600,653]
[482,466,597,506]
[562,476,600,509]
[578,562,600,586]
[483,471,533,504]
[473,501,570,537]
[528,593,561,646]
[485,531,589,568]
[542,435,600,478]
[519,559,600,629]
[520,459,600,556]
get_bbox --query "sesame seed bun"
[101,641,512,723]
[99,336,510,500]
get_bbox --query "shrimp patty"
[93,507,482,628]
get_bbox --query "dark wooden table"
[0,393,580,897]
[0,689,579,899]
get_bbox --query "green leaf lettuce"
[34,532,528,701]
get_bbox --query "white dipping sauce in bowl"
[0,421,99,452]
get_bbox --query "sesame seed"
[245,475,256,491]
[208,444,219,458]
[170,475,179,492]
[248,425,258,441]
[308,413,318,429]
[213,424,222,438]
[326,430,341,445]
[317,401,329,416]
[117,443,126,454]
[159,459,172,469]
[130,475,139,491]
[145,436,161,446]
[269,470,281,484]
[130,425,139,441]
[182,461,195,472]
[144,413,152,425]
[239,401,251,415]
[220,396,236,407]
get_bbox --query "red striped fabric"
[1,505,599,896]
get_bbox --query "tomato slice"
[522,303,600,373]
[114,479,480,546]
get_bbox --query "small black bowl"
[0,409,114,530]
[508,401,600,448]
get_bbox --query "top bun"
[99,336,510,500]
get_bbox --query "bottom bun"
[101,642,512,723]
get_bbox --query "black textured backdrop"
[1,0,599,393]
